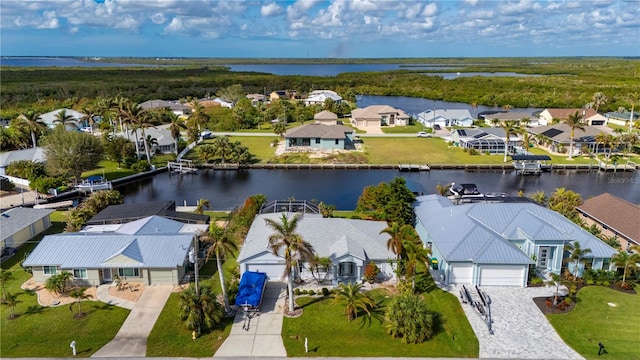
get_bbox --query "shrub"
[467,148,479,155]
[308,289,316,296]
[386,293,437,344]
[321,287,330,296]
[294,288,301,295]
[586,279,595,285]
[363,262,380,283]
[30,176,67,194]
[529,277,543,285]
[603,281,610,287]
[130,160,151,173]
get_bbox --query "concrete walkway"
[92,285,173,358]
[214,282,287,357]
[95,284,136,310]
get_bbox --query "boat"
[511,155,552,175]
[76,176,112,193]
[448,183,485,199]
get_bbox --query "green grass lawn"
[547,286,640,360]
[381,124,426,134]
[82,160,136,180]
[282,285,478,357]
[184,136,279,164]
[1,211,129,357]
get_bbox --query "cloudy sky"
[1,0,638,58]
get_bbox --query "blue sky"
[1,0,639,58]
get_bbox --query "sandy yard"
[21,278,145,306]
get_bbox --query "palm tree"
[179,284,223,337]
[53,109,79,130]
[231,141,251,166]
[273,121,287,138]
[380,222,403,260]
[2,292,21,319]
[212,136,234,164]
[545,273,567,308]
[141,135,158,157]
[611,251,640,287]
[121,101,154,163]
[0,270,14,301]
[626,92,640,133]
[195,198,210,214]
[591,92,607,113]
[435,183,451,196]
[188,100,210,131]
[595,132,614,160]
[529,190,547,206]
[563,111,586,160]
[470,101,478,119]
[69,287,90,318]
[564,241,592,280]
[265,213,315,312]
[79,105,97,133]
[403,238,431,291]
[332,282,376,321]
[198,144,216,164]
[493,120,519,162]
[201,223,237,313]
[18,111,46,148]
[167,112,186,155]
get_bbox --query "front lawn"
[282,286,478,357]
[547,286,640,360]
[381,124,425,134]
[184,136,279,164]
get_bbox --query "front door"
[103,268,112,282]
[537,246,550,268]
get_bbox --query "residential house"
[577,193,640,250]
[284,124,354,150]
[23,215,207,286]
[351,105,410,128]
[269,90,298,102]
[527,123,607,155]
[304,90,343,106]
[0,147,46,176]
[482,111,539,126]
[450,128,521,155]
[237,211,396,284]
[414,195,617,287]
[139,99,191,116]
[1,207,53,253]
[246,94,266,106]
[539,108,607,126]
[314,110,339,125]
[207,97,234,109]
[39,108,86,131]
[605,111,640,128]
[116,125,177,155]
[416,109,474,128]
[87,200,209,225]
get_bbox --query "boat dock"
[168,160,198,174]
[398,164,430,172]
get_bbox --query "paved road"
[91,286,173,358]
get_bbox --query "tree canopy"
[356,177,416,225]
[41,127,104,181]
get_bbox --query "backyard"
[547,286,640,360]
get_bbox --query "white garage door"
[246,263,285,281]
[479,265,526,286]
[450,263,473,285]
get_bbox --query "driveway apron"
[214,282,287,357]
[92,285,173,358]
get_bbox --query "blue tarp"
[235,271,267,308]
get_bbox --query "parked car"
[417,131,432,138]
[200,130,213,139]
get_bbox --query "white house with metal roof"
[237,213,396,284]
[1,207,54,253]
[23,216,206,286]
[414,195,617,287]
[416,109,475,128]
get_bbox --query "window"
[338,262,356,277]
[335,139,339,145]
[118,268,140,277]
[73,269,87,279]
[602,258,611,270]
[315,138,320,144]
[43,266,57,275]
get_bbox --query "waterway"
[118,169,639,211]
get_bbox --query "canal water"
[118,169,639,210]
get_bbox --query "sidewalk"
[214,282,287,357]
[95,284,136,310]
[92,285,173,358]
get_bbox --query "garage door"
[246,263,285,281]
[478,265,525,286]
[450,263,473,285]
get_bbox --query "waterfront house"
[284,124,354,150]
[313,110,339,125]
[0,147,46,176]
[23,215,207,286]
[538,108,607,126]
[450,128,521,155]
[414,195,617,287]
[1,207,53,254]
[416,109,474,128]
[39,108,86,131]
[238,212,396,284]
[87,200,209,225]
[139,99,191,116]
[605,110,640,127]
[527,123,607,155]
[246,93,266,106]
[351,105,410,128]
[482,111,538,126]
[116,125,176,155]
[577,193,640,250]
[304,90,343,106]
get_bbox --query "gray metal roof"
[414,195,617,263]
[23,233,193,269]
[238,213,394,263]
[0,147,46,168]
[1,207,54,241]
[116,216,185,235]
[284,124,354,139]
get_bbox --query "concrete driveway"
[214,282,287,357]
[92,285,173,358]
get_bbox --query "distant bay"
[0,57,162,68]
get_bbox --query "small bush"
[529,277,543,285]
[131,160,151,173]
[363,262,380,283]
[586,279,595,285]
[321,287,331,296]
[294,288,301,295]
[308,289,316,296]
[468,148,479,155]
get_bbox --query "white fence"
[177,138,203,161]
[2,175,30,187]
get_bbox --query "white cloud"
[150,13,167,25]
[464,0,478,6]
[422,3,438,17]
[165,17,184,33]
[261,3,282,17]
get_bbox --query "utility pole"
[190,236,200,296]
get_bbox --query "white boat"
[76,176,112,193]
[448,183,484,199]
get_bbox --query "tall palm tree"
[403,238,431,291]
[380,222,403,260]
[188,100,210,131]
[69,287,90,318]
[179,284,223,337]
[53,109,79,130]
[121,101,154,163]
[595,132,614,160]
[141,135,158,157]
[18,111,46,148]
[493,120,519,162]
[195,199,210,214]
[167,112,186,155]
[332,282,376,321]
[563,111,586,160]
[265,213,315,312]
[201,223,237,313]
[611,251,640,287]
[2,292,21,319]
[564,241,592,280]
[79,105,97,133]
[231,141,251,166]
[626,92,640,133]
[591,92,607,113]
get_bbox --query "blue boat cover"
[235,271,267,308]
